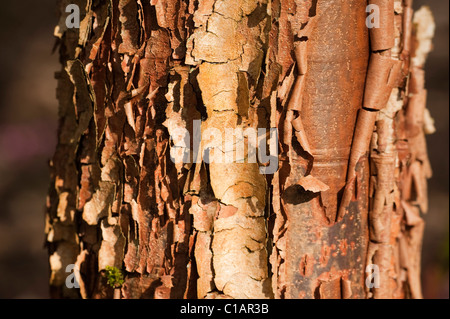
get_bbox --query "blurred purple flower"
[0,120,57,164]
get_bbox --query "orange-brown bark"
[47,0,435,299]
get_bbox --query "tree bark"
[46,0,435,299]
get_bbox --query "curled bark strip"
[291,114,312,155]
[369,155,396,243]
[294,41,308,75]
[338,109,377,221]
[363,53,403,110]
[368,0,395,51]
[287,74,306,112]
[187,0,272,299]
[365,88,402,299]
[297,175,330,193]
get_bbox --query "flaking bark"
[47,0,435,299]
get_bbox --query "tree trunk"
[46,0,435,299]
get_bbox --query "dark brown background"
[0,0,447,298]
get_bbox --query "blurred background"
[0,0,447,299]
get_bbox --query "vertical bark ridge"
[186,0,273,299]
[273,0,370,299]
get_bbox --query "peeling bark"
[47,0,435,299]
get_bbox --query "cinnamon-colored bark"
[47,0,435,299]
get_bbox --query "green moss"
[105,266,124,288]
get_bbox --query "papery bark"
[47,0,435,299]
